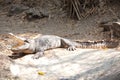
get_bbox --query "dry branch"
[64,0,107,20]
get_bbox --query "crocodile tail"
[76,40,119,49]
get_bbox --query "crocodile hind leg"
[61,38,77,51]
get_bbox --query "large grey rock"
[9,48,120,80]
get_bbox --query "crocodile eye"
[24,40,29,43]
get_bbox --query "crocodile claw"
[67,46,76,51]
[32,52,44,59]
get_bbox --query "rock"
[112,22,120,38]
[0,54,18,80]
[6,48,120,80]
[0,0,13,5]
[23,7,49,20]
[98,72,120,80]
[0,34,120,80]
[97,60,120,80]
[7,4,29,16]
[99,21,120,39]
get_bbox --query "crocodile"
[10,34,119,59]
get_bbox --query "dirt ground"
[0,14,112,40]
[1,7,120,41]
[0,4,119,41]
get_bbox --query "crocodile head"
[10,33,34,54]
[11,41,34,54]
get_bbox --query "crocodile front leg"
[32,51,44,59]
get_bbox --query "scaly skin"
[11,35,119,59]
